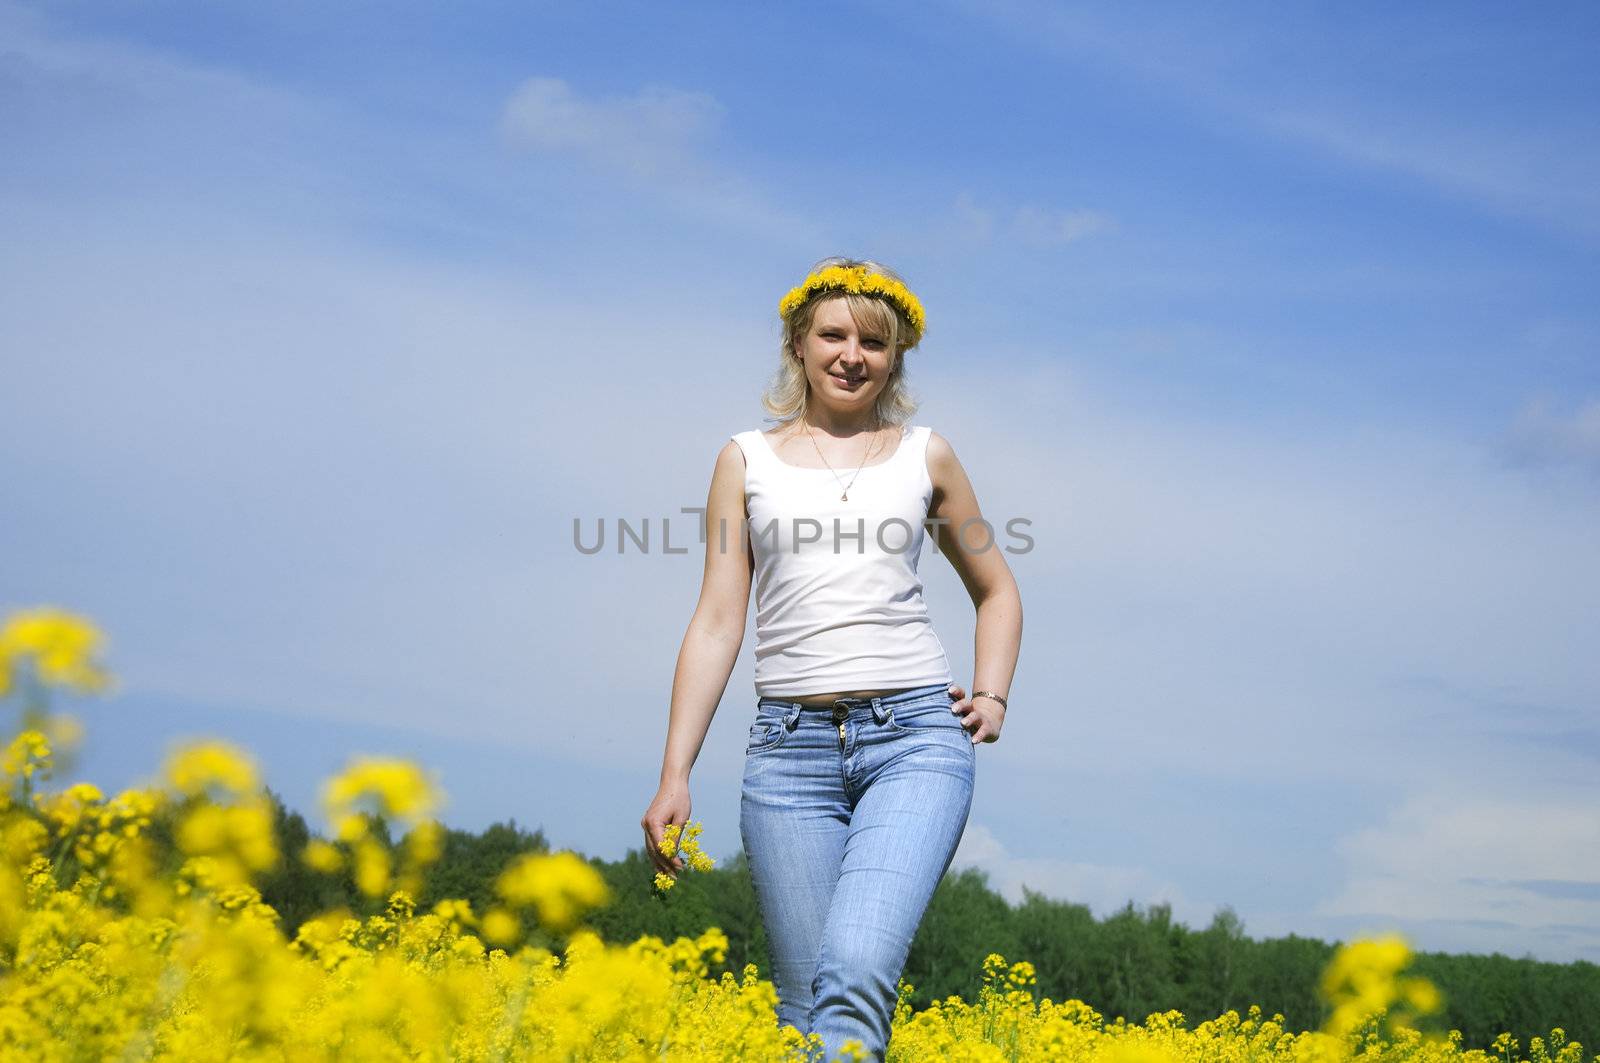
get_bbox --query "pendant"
[840,491,848,501]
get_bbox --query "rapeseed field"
[0,606,1590,1063]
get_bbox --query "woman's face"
[794,298,897,414]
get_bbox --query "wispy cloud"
[1501,394,1600,476]
[952,822,1211,925]
[497,75,822,245]
[1315,788,1600,959]
[500,77,725,179]
[944,0,1600,243]
[950,191,1115,247]
[1462,879,1600,903]
[0,1,288,104]
[1255,105,1600,242]
[1012,203,1116,246]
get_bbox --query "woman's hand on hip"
[948,682,1004,745]
[641,783,692,880]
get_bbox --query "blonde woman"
[641,257,1023,1062]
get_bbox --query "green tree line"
[235,791,1598,1052]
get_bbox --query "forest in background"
[239,791,1598,1053]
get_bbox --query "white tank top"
[731,424,954,697]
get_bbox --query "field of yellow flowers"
[0,604,1592,1063]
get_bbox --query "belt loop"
[783,704,802,730]
[870,696,891,724]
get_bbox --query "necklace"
[804,416,884,502]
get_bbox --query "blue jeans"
[740,682,977,1062]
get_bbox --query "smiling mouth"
[830,372,865,386]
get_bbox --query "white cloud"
[1315,788,1600,960]
[945,191,1114,248]
[497,75,821,244]
[1011,204,1116,246]
[953,822,1212,925]
[500,77,725,179]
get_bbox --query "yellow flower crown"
[778,265,927,340]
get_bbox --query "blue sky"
[3,0,1598,964]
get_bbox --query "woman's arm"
[927,430,1023,744]
[640,439,753,877]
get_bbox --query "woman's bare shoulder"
[925,428,962,469]
[718,436,749,473]
[925,428,978,497]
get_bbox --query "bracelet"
[972,690,1008,710]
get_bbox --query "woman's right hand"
[641,781,692,881]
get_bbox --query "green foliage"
[250,798,550,938]
[1235,932,1336,1031]
[1172,906,1247,1022]
[1413,950,1600,1053]
[420,818,548,918]
[255,787,349,930]
[905,866,1023,1004]
[1013,886,1098,1004]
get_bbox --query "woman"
[641,257,1023,1061]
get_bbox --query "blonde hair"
[761,255,924,427]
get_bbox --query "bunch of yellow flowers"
[654,818,716,892]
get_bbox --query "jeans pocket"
[746,712,790,755]
[885,695,967,736]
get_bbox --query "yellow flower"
[2,730,52,781]
[353,835,391,899]
[431,897,477,927]
[496,850,610,931]
[778,264,928,338]
[0,606,113,695]
[656,819,716,882]
[1,815,48,864]
[165,740,261,797]
[321,756,440,827]
[1096,1043,1183,1063]
[833,1037,870,1062]
[403,818,444,866]
[301,839,344,874]
[38,782,103,831]
[480,905,520,946]
[1400,975,1442,1014]
[161,740,279,895]
[173,795,280,892]
[1320,934,1441,1039]
[103,787,162,839]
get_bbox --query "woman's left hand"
[947,683,1003,744]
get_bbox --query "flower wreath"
[777,265,927,340]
